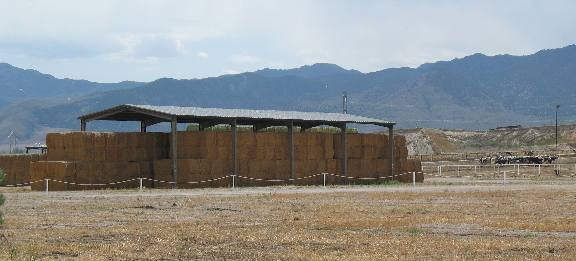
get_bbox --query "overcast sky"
[0,0,575,82]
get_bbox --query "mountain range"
[1,45,575,145]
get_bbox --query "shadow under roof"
[79,104,395,127]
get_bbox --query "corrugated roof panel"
[80,104,395,126]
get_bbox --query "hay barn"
[25,104,422,190]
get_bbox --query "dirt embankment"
[398,124,576,155]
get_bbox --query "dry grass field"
[1,182,576,260]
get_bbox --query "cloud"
[0,0,575,82]
[230,53,261,64]
[196,52,209,59]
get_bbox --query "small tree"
[0,168,4,225]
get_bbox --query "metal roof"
[79,104,395,127]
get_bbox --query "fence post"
[517,164,520,176]
[439,165,442,176]
[323,173,327,187]
[412,172,416,187]
[474,165,477,174]
[231,175,236,189]
[457,166,460,177]
[44,178,49,193]
[538,165,541,176]
[503,171,507,185]
[138,178,143,192]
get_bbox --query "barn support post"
[80,120,86,131]
[231,119,238,179]
[140,121,147,133]
[388,125,394,177]
[288,121,295,183]
[340,123,348,183]
[170,117,178,189]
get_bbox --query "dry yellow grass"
[1,183,575,260]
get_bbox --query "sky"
[0,0,575,83]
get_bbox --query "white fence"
[1,171,421,192]
[423,163,576,178]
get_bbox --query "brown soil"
[1,183,575,260]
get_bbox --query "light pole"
[342,92,348,114]
[555,104,560,148]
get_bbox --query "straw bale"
[218,147,232,160]
[177,146,199,159]
[347,134,362,147]
[275,160,290,180]
[375,159,391,176]
[237,144,256,160]
[30,161,46,190]
[348,146,363,159]
[294,133,308,147]
[361,134,381,146]
[361,159,378,178]
[306,145,324,160]
[210,159,232,178]
[347,159,361,177]
[307,133,321,146]
[46,133,64,150]
[216,133,232,147]
[238,132,256,146]
[294,145,308,160]
[323,135,334,159]
[324,159,337,174]
[273,146,288,160]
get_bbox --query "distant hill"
[1,45,576,145]
[0,63,143,107]
[398,124,576,155]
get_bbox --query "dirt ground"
[1,181,576,260]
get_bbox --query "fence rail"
[423,163,576,178]
[3,165,575,192]
[1,171,420,192]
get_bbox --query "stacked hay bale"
[0,154,46,186]
[32,132,169,191]
[333,133,415,182]
[30,130,420,190]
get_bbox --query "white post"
[439,165,443,176]
[412,172,416,187]
[517,164,520,176]
[45,178,49,193]
[457,166,460,177]
[232,175,236,189]
[139,178,143,192]
[538,165,541,176]
[323,173,327,187]
[503,171,507,185]
[474,165,477,174]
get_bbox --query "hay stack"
[0,154,42,186]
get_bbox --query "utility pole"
[342,92,348,114]
[556,104,560,149]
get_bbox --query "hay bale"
[275,160,290,180]
[30,161,48,191]
[238,132,256,146]
[294,133,308,147]
[306,145,324,160]
[294,145,308,160]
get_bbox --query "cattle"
[493,155,552,165]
